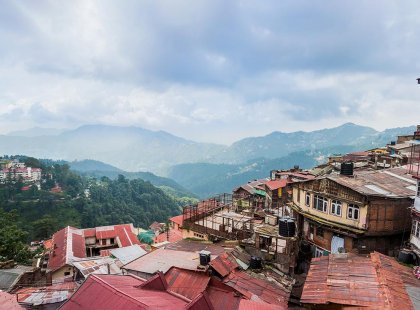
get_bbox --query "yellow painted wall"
[181,228,209,240]
[293,187,367,230]
[51,265,74,281]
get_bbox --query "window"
[316,226,324,238]
[194,233,204,239]
[347,204,360,220]
[331,200,342,216]
[64,272,71,276]
[110,238,115,244]
[413,220,420,238]
[101,239,106,246]
[417,181,420,198]
[313,195,328,212]
[305,193,311,207]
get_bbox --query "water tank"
[398,250,414,264]
[199,250,211,266]
[278,217,295,237]
[250,256,262,269]
[340,162,354,176]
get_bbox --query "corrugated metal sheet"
[48,226,86,270]
[209,252,239,277]
[154,228,183,243]
[239,299,283,310]
[266,180,287,191]
[123,248,210,275]
[170,215,184,226]
[61,274,189,310]
[223,270,289,307]
[16,282,78,306]
[165,267,210,300]
[301,252,419,309]
[0,291,24,309]
[327,166,416,198]
[110,244,147,265]
[73,257,122,277]
[206,283,242,310]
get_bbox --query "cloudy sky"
[1,1,420,144]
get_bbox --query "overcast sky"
[1,1,420,144]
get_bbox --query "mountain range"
[1,123,415,197]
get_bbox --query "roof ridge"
[90,274,149,308]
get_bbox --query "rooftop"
[123,248,214,275]
[265,179,288,191]
[60,274,189,310]
[326,166,417,198]
[16,281,78,306]
[109,244,147,265]
[301,252,420,309]
[170,214,184,226]
[0,291,24,309]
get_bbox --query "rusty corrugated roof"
[209,252,239,277]
[165,267,210,300]
[326,167,416,198]
[301,252,419,309]
[223,270,290,307]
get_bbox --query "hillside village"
[1,127,420,309]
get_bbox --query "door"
[331,235,345,254]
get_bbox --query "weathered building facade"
[292,167,415,256]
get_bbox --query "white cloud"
[1,1,420,144]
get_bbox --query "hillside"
[68,159,198,202]
[0,159,183,242]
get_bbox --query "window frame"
[347,204,360,220]
[313,195,328,213]
[331,200,342,217]
[305,192,311,207]
[413,220,420,238]
[417,181,420,198]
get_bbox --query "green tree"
[0,209,33,264]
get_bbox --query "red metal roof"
[83,228,96,238]
[48,226,86,270]
[238,299,281,310]
[0,291,24,309]
[114,224,141,247]
[265,180,288,191]
[170,215,184,226]
[154,228,183,243]
[209,252,239,278]
[96,229,116,239]
[206,282,242,310]
[61,274,189,310]
[43,239,53,250]
[301,252,419,309]
[72,233,87,258]
[165,267,210,300]
[223,270,289,308]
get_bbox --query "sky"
[1,0,420,144]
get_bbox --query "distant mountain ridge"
[1,123,415,174]
[68,159,198,200]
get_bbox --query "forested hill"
[0,156,183,246]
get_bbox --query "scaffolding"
[182,193,254,241]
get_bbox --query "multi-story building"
[0,165,42,184]
[291,165,415,257]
